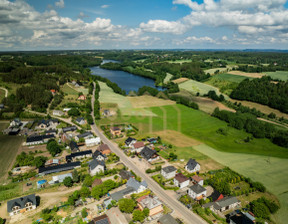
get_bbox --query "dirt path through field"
[0,87,8,97]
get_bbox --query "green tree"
[80,186,91,198]
[81,208,88,218]
[118,198,136,213]
[46,140,61,157]
[143,208,149,217]
[0,217,5,224]
[251,201,270,219]
[33,156,47,168]
[63,177,73,187]
[91,185,103,200]
[72,169,79,183]
[68,108,80,117]
[83,175,93,187]
[132,210,145,223]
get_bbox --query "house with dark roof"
[98,144,111,155]
[7,194,37,216]
[0,104,4,110]
[76,117,85,125]
[228,211,255,224]
[174,173,189,189]
[66,150,92,163]
[111,187,135,201]
[140,146,159,162]
[125,137,136,147]
[75,132,93,142]
[161,166,177,179]
[69,141,80,153]
[45,129,57,136]
[191,175,204,186]
[93,150,106,161]
[202,196,240,213]
[158,214,178,224]
[185,158,200,173]
[62,126,77,133]
[89,159,106,176]
[209,189,224,202]
[37,119,59,129]
[126,177,148,194]
[38,162,80,175]
[119,169,134,180]
[188,183,207,200]
[26,134,55,146]
[89,214,111,224]
[132,141,145,153]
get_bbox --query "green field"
[179,79,230,99]
[0,88,5,101]
[211,73,253,83]
[193,144,288,224]
[62,83,79,95]
[265,71,288,81]
[164,73,173,84]
[204,67,228,75]
[166,59,192,64]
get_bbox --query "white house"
[89,159,106,176]
[75,132,94,142]
[7,194,37,216]
[174,173,189,189]
[53,110,64,116]
[191,175,204,186]
[161,166,177,179]
[132,142,145,153]
[203,196,240,213]
[85,137,101,147]
[76,117,85,125]
[185,158,200,173]
[125,137,137,147]
[188,184,207,200]
[93,150,106,161]
[126,178,148,194]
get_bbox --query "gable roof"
[66,150,92,162]
[110,126,121,131]
[189,183,206,194]
[162,166,177,174]
[98,144,110,151]
[111,187,135,201]
[133,142,144,149]
[26,134,54,143]
[186,158,199,170]
[119,170,134,180]
[191,175,203,183]
[140,146,158,160]
[214,196,239,209]
[69,141,79,152]
[77,132,93,139]
[38,161,80,175]
[125,137,136,145]
[158,214,178,224]
[126,177,147,191]
[76,117,84,123]
[89,159,105,170]
[7,194,36,212]
[92,214,110,224]
[62,126,77,133]
[210,190,224,202]
[93,150,105,159]
[174,173,189,183]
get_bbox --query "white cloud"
[55,0,65,9]
[101,5,110,9]
[140,20,187,34]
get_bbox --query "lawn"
[62,83,79,95]
[164,73,173,83]
[204,67,228,75]
[211,73,253,83]
[0,135,24,183]
[265,71,288,81]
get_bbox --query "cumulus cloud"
[101,5,110,9]
[55,0,65,9]
[140,20,187,34]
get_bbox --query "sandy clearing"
[172,78,189,84]
[128,96,175,108]
[228,71,265,78]
[154,130,201,147]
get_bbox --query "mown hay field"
[265,71,288,81]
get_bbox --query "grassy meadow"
[265,71,288,81]
[204,67,228,75]
[164,73,173,83]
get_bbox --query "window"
[12,206,20,211]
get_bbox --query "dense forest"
[230,77,288,113]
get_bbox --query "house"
[75,132,94,142]
[125,137,137,147]
[229,211,255,224]
[137,195,163,217]
[38,162,81,175]
[85,137,101,147]
[45,129,57,136]
[140,146,159,162]
[126,177,148,194]
[174,173,189,189]
[191,175,204,186]
[132,141,145,153]
[119,169,134,180]
[92,178,103,188]
[93,150,106,161]
[69,141,80,153]
[89,214,111,224]
[45,159,60,167]
[147,137,158,144]
[61,133,71,143]
[26,134,55,146]
[202,196,240,213]
[76,117,85,125]
[103,198,113,209]
[185,158,200,173]
[50,89,56,95]
[110,126,121,136]
[102,109,111,117]
[49,173,73,184]
[53,110,64,116]
[62,126,77,133]
[66,150,93,163]
[158,214,178,224]
[89,159,106,176]
[10,118,22,127]
[106,207,128,224]
[37,119,59,129]
[188,184,207,200]
[111,187,135,201]
[77,95,86,101]
[161,166,177,179]
[209,189,224,202]
[98,144,111,155]
[0,104,4,109]
[7,194,37,216]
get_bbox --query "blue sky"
[1,0,288,50]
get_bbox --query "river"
[90,60,164,94]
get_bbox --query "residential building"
[106,207,128,224]
[111,187,135,201]
[45,130,57,136]
[53,110,64,116]
[26,134,55,146]
[61,133,71,143]
[137,195,163,217]
[102,109,111,117]
[98,144,111,155]
[110,126,121,136]
[140,146,159,162]
[188,184,207,200]
[161,166,177,179]
[93,150,106,161]
[132,141,145,153]
[147,137,157,143]
[89,214,111,224]
[45,159,60,167]
[229,211,255,224]
[76,117,85,125]
[158,214,178,224]
[69,141,80,153]
[10,118,22,127]
[191,175,204,186]
[38,162,80,175]
[209,190,224,202]
[7,194,37,216]
[75,132,93,142]
[185,158,200,173]
[174,173,189,189]
[85,137,101,147]
[202,196,241,213]
[125,137,137,147]
[62,126,77,133]
[89,159,106,176]
[66,150,93,163]
[126,177,147,194]
[37,119,59,129]
[77,95,86,101]
[49,173,73,184]
[119,169,134,180]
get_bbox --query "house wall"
[188,189,207,200]
[161,170,176,179]
[179,180,189,189]
[148,156,159,163]
[90,165,104,176]
[185,164,200,173]
[136,185,146,194]
[9,205,36,216]
[135,147,145,153]
[150,205,164,217]
[26,140,44,146]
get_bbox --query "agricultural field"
[163,73,173,83]
[228,70,265,78]
[193,144,288,224]
[204,67,228,75]
[172,77,189,84]
[210,73,253,83]
[178,79,229,99]
[128,95,175,108]
[265,71,288,81]
[62,83,79,95]
[165,59,192,64]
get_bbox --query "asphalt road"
[90,82,206,224]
